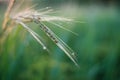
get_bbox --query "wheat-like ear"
[4,0,79,67]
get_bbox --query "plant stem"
[2,0,15,31]
[0,0,15,54]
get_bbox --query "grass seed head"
[10,4,79,67]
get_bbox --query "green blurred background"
[0,0,120,80]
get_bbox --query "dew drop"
[43,46,47,50]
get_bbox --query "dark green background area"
[0,0,120,80]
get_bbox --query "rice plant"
[1,0,79,67]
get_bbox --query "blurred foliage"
[0,0,120,80]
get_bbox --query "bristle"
[17,21,47,50]
[48,21,78,36]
